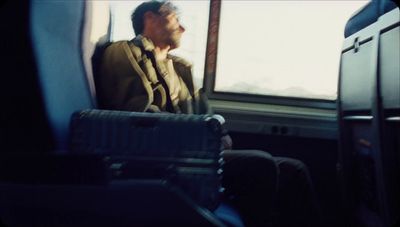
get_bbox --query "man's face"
[154,11,185,49]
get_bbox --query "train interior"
[0,0,399,226]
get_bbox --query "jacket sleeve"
[194,88,212,115]
[96,41,155,112]
[170,56,212,115]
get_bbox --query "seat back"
[0,0,116,185]
[338,1,399,226]
[0,0,54,154]
[378,4,400,226]
[30,0,109,151]
[1,0,107,153]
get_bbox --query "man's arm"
[96,41,155,112]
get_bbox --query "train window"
[109,0,210,89]
[214,0,368,101]
[87,1,110,45]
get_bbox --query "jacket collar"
[133,35,191,68]
[133,35,155,52]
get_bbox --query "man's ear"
[143,11,158,34]
[143,11,157,25]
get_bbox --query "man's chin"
[169,41,181,50]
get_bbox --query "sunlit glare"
[215,0,368,100]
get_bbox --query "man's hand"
[221,134,233,150]
[146,105,162,113]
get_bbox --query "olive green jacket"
[96,36,209,114]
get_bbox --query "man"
[96,1,319,226]
[96,1,201,114]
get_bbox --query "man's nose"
[179,24,185,33]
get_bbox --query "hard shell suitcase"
[69,109,225,209]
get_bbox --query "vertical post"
[203,0,221,95]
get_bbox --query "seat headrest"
[345,0,398,38]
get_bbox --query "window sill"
[209,99,338,140]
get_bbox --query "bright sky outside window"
[109,0,210,90]
[215,0,368,100]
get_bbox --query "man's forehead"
[158,2,179,16]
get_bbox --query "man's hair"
[131,0,178,36]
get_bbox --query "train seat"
[338,1,399,226]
